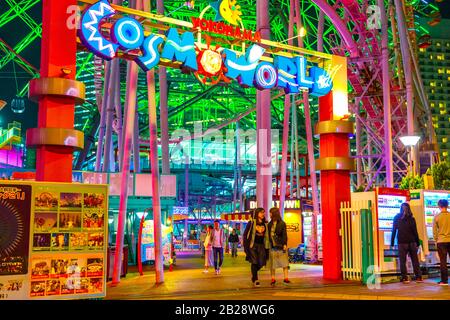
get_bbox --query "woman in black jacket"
[268,207,290,286]
[243,208,270,287]
[390,202,423,283]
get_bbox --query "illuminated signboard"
[78,0,333,97]
[247,199,301,210]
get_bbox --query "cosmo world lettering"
[78,0,333,97]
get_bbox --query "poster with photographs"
[30,258,51,280]
[59,211,82,231]
[30,280,46,297]
[29,253,104,298]
[88,278,103,294]
[28,182,108,300]
[49,258,69,278]
[34,212,58,232]
[51,233,69,251]
[59,193,82,211]
[83,193,105,209]
[32,233,51,251]
[34,190,58,212]
[45,279,61,296]
[87,233,104,251]
[83,211,104,229]
[86,258,103,277]
[70,233,87,250]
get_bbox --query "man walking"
[228,229,239,257]
[211,219,224,275]
[433,199,450,286]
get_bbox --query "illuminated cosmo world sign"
[78,0,333,97]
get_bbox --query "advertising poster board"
[0,184,32,300]
[141,220,172,266]
[0,181,108,300]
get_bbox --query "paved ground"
[105,250,450,300]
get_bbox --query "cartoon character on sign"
[210,0,242,26]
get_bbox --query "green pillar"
[361,201,374,285]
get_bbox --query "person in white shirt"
[210,219,224,275]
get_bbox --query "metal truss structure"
[0,0,442,217]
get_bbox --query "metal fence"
[340,200,375,282]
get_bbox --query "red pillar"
[28,0,82,182]
[318,93,351,281]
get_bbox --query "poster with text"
[141,220,172,266]
[29,253,104,299]
[28,182,108,300]
[0,184,32,300]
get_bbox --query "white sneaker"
[202,269,208,273]
[218,268,221,274]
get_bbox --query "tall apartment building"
[418,19,450,160]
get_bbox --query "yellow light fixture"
[299,27,307,38]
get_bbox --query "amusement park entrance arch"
[28,0,354,282]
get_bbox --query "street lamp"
[400,135,421,176]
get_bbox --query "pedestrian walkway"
[105,251,450,300]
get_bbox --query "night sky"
[0,1,449,132]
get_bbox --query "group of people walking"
[200,207,290,287]
[197,197,450,287]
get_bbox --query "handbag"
[418,245,426,262]
[204,233,210,248]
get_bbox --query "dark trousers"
[437,242,450,282]
[251,264,262,282]
[213,247,224,270]
[398,242,422,279]
[230,242,238,257]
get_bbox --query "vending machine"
[410,189,450,266]
[351,187,410,273]
[301,201,322,261]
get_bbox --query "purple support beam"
[378,0,393,187]
[103,59,119,172]
[311,0,359,57]
[279,0,295,216]
[95,61,110,171]
[146,69,164,283]
[295,1,319,262]
[256,0,272,216]
[393,0,416,174]
[143,0,164,284]
[112,61,138,286]
[114,65,123,171]
[157,0,170,175]
[133,105,141,173]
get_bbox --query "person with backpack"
[243,208,270,287]
[390,202,423,283]
[268,207,290,286]
[433,199,450,286]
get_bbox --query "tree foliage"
[400,173,424,190]
[427,159,450,190]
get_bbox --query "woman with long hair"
[268,207,290,285]
[202,225,214,273]
[390,202,423,283]
[243,208,270,287]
